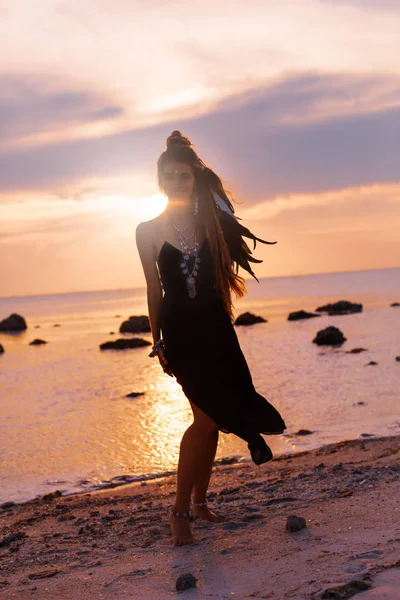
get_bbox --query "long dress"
[157,236,286,449]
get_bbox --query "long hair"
[157,130,275,320]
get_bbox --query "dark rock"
[29,338,47,345]
[315,300,362,315]
[215,456,240,465]
[100,338,151,350]
[295,429,314,436]
[28,569,59,580]
[345,347,367,354]
[313,326,347,346]
[219,486,241,496]
[317,579,371,598]
[331,462,343,472]
[175,573,197,592]
[34,325,40,328]
[125,392,145,398]
[396,356,400,362]
[234,312,267,326]
[57,513,75,522]
[285,515,307,532]
[0,501,15,510]
[0,531,27,547]
[288,310,320,321]
[353,401,366,406]
[0,344,4,354]
[42,490,63,502]
[120,315,150,334]
[366,361,378,366]
[0,313,27,332]
[360,433,374,438]
[52,324,61,327]
[390,302,400,307]
[263,497,298,506]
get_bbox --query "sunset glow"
[0,0,399,297]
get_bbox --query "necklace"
[169,218,201,298]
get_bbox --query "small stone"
[295,429,314,436]
[28,569,59,580]
[317,579,371,598]
[175,573,197,591]
[396,356,400,362]
[346,347,367,354]
[285,515,307,532]
[0,532,26,548]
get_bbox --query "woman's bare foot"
[192,504,226,523]
[168,512,194,546]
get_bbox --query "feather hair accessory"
[212,191,237,219]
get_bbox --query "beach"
[1,434,399,599]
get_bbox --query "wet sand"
[1,435,399,599]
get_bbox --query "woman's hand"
[158,346,173,377]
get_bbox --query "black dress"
[158,235,286,454]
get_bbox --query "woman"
[136,131,286,546]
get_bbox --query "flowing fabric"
[158,232,286,446]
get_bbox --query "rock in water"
[285,515,307,532]
[288,310,320,321]
[99,338,151,350]
[313,326,347,346]
[234,312,267,326]
[0,344,4,354]
[29,339,47,345]
[295,429,314,436]
[315,300,362,315]
[0,313,27,332]
[175,573,197,591]
[345,347,367,354]
[120,315,150,333]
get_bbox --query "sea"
[0,267,399,504]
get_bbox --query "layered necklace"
[169,215,201,299]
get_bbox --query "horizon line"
[1,264,399,301]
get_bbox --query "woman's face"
[160,161,195,202]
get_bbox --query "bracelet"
[148,339,164,358]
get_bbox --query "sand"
[0,435,399,599]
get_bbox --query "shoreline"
[1,434,399,599]
[3,432,395,507]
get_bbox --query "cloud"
[0,72,399,201]
[0,75,123,147]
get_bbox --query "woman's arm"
[135,221,171,375]
[135,221,162,343]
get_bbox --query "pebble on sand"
[285,515,307,532]
[175,573,197,591]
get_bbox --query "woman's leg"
[190,402,225,523]
[169,404,219,545]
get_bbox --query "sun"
[96,193,167,220]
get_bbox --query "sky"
[0,0,399,298]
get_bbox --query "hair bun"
[166,130,192,148]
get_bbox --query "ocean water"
[0,267,399,504]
